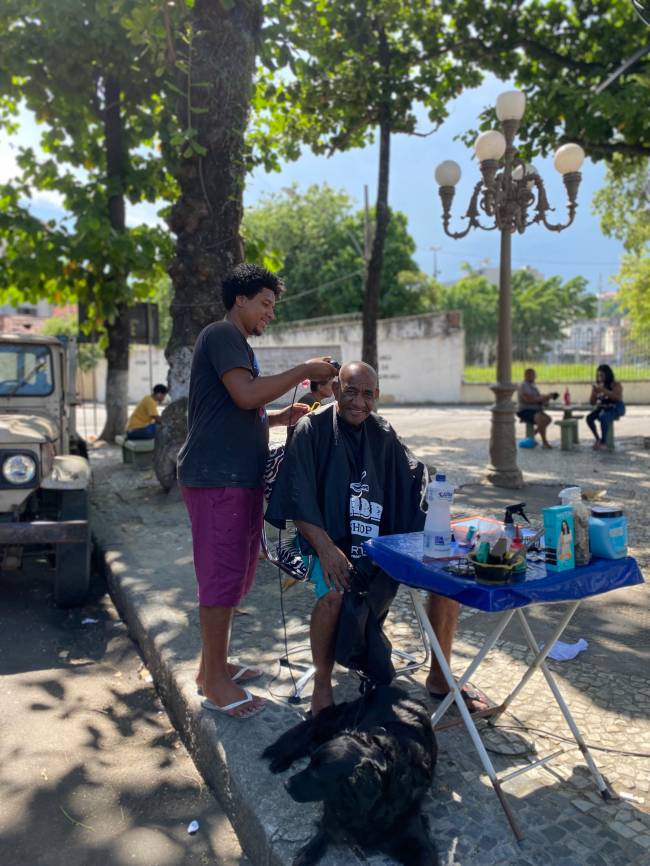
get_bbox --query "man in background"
[516,368,557,449]
[297,377,335,408]
[126,384,168,440]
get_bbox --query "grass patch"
[463,362,650,384]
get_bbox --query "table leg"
[488,602,581,723]
[513,608,614,799]
[408,591,525,841]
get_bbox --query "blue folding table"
[365,533,644,840]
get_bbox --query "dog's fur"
[262,685,439,866]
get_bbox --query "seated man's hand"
[318,541,352,592]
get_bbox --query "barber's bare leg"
[424,593,460,694]
[534,411,552,448]
[310,591,344,716]
[199,605,265,718]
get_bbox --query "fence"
[463,332,650,384]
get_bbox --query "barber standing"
[177,263,337,720]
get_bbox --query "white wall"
[252,311,464,403]
[78,311,465,405]
[78,345,169,404]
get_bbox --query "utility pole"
[429,245,441,280]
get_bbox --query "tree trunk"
[166,0,262,399]
[101,304,130,441]
[99,73,129,442]
[361,27,391,372]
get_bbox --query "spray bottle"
[504,503,530,548]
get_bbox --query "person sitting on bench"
[266,362,493,719]
[126,384,168,440]
[516,368,557,449]
[586,364,625,451]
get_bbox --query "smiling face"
[333,362,379,426]
[234,287,277,337]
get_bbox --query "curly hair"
[221,263,284,310]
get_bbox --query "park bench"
[115,434,155,468]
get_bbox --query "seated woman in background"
[586,364,625,450]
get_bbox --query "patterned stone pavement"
[91,406,650,865]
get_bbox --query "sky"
[1,74,625,296]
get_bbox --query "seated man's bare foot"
[311,678,334,717]
[202,679,266,718]
[426,677,494,715]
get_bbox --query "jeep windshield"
[0,344,54,396]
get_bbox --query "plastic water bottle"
[423,473,454,558]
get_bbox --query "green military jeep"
[0,333,92,606]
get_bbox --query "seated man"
[126,383,168,440]
[516,368,557,449]
[266,362,490,717]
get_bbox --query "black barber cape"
[266,404,426,684]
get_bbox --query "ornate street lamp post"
[435,90,585,488]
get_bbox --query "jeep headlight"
[2,454,37,485]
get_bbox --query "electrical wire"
[266,381,307,705]
[479,710,650,760]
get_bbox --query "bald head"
[339,361,378,387]
[333,361,379,426]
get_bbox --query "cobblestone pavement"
[93,405,650,865]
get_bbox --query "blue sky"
[2,74,624,295]
[246,75,624,293]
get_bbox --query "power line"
[417,247,620,268]
[280,269,364,303]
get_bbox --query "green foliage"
[440,265,596,361]
[614,255,650,341]
[464,361,650,384]
[242,184,434,321]
[593,158,650,337]
[0,0,176,327]
[258,1,481,159]
[40,315,103,371]
[452,0,650,161]
[593,159,650,254]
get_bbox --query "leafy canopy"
[257,0,482,161]
[0,0,175,325]
[593,157,650,337]
[452,0,650,161]
[440,265,596,361]
[242,183,437,321]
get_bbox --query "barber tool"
[504,503,530,547]
[330,359,341,372]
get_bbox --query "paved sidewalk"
[90,410,650,866]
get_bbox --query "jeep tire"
[54,489,91,607]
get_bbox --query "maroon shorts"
[181,486,264,607]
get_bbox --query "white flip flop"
[201,689,266,719]
[231,664,263,683]
[196,664,263,695]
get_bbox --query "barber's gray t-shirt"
[517,380,542,412]
[177,321,268,488]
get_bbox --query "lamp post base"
[487,383,525,489]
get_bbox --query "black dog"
[262,685,439,866]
